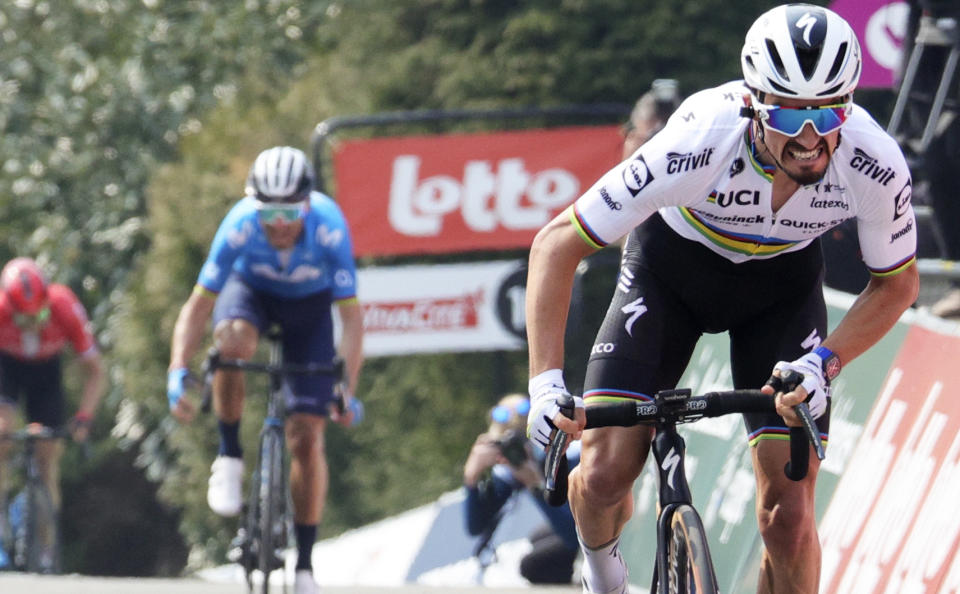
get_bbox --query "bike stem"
[651,424,693,506]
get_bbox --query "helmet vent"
[817,82,844,97]
[767,78,796,96]
[765,39,788,79]
[795,44,823,80]
[826,42,847,82]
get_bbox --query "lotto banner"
[353,260,528,357]
[332,125,623,257]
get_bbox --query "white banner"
[355,260,528,357]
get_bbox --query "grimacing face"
[758,95,843,186]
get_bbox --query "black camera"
[495,429,529,467]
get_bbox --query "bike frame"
[1,426,63,574]
[649,422,717,592]
[203,328,342,594]
[543,379,822,594]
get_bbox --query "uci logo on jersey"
[622,155,655,197]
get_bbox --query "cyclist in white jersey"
[524,5,919,593]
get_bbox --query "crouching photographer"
[462,393,580,584]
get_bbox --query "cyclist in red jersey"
[0,258,105,514]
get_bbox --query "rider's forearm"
[77,352,105,417]
[337,300,365,394]
[169,291,215,370]
[526,214,595,377]
[822,264,918,366]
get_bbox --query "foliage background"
[0,0,880,575]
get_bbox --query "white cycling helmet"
[245,146,315,203]
[741,4,861,100]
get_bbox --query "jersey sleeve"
[850,136,918,276]
[570,85,746,247]
[315,195,359,302]
[196,200,255,294]
[48,285,97,356]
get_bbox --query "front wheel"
[664,505,717,594]
[257,428,288,594]
[14,485,60,574]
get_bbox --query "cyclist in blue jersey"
[166,146,364,594]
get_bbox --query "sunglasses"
[13,306,50,328]
[490,399,531,424]
[757,102,851,137]
[257,202,305,225]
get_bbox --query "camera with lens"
[495,429,529,467]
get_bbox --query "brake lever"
[543,394,575,507]
[793,401,825,461]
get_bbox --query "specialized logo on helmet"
[788,7,826,49]
[622,155,654,197]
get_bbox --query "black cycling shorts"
[583,213,830,445]
[0,354,65,428]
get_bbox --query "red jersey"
[0,284,97,360]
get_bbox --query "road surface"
[0,574,583,594]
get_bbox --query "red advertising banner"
[819,325,960,593]
[332,125,623,257]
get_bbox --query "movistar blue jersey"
[197,192,358,300]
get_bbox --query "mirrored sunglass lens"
[516,399,531,416]
[13,307,49,327]
[491,406,511,424]
[765,106,846,136]
[259,207,301,224]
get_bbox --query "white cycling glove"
[772,351,831,419]
[527,369,584,450]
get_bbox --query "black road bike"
[544,372,824,594]
[201,328,343,594]
[0,425,66,574]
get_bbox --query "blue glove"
[346,397,364,427]
[167,368,189,410]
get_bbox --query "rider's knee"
[286,418,324,460]
[213,319,258,360]
[756,493,816,553]
[571,464,633,505]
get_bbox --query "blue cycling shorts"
[212,274,338,417]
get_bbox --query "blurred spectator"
[462,393,579,585]
[621,78,683,159]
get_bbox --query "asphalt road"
[0,574,584,594]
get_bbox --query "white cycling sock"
[579,534,629,594]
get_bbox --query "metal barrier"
[309,104,631,195]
